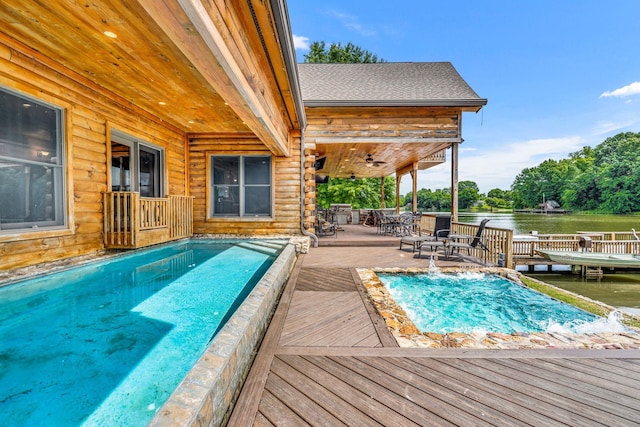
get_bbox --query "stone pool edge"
[148,243,297,427]
[358,267,640,350]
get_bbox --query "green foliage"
[458,180,481,209]
[316,177,395,209]
[510,132,640,214]
[304,41,384,63]
[413,187,451,211]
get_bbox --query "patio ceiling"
[313,141,448,179]
[0,0,301,156]
[305,105,464,179]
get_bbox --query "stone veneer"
[358,267,640,350]
[148,242,297,426]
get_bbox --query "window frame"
[208,154,273,218]
[0,87,66,233]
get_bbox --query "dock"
[513,231,640,272]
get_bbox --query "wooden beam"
[312,137,461,144]
[138,0,290,156]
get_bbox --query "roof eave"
[303,98,488,109]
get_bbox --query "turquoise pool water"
[378,271,625,334]
[0,239,285,426]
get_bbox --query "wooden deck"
[228,235,640,426]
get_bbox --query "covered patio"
[298,62,487,221]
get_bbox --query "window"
[210,155,271,217]
[110,131,163,198]
[0,88,65,232]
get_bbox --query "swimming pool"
[377,270,625,334]
[0,239,294,426]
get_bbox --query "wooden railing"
[140,197,167,229]
[420,215,513,267]
[419,218,640,268]
[103,192,193,249]
[514,234,640,258]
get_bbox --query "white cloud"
[600,81,640,98]
[458,146,478,153]
[401,136,584,194]
[292,34,310,50]
[327,10,376,37]
[590,119,635,135]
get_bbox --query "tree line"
[511,132,640,213]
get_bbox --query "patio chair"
[393,212,415,237]
[400,215,451,257]
[316,215,337,237]
[445,218,491,260]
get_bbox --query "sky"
[286,0,640,195]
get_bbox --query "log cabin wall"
[189,134,303,236]
[0,40,187,271]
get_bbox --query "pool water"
[0,239,285,426]
[378,271,625,334]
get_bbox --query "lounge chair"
[444,218,491,260]
[400,215,451,257]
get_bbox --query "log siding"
[189,134,303,236]
[0,39,187,270]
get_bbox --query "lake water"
[457,212,640,312]
[458,211,640,235]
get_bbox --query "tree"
[458,180,481,209]
[316,176,395,209]
[304,41,384,63]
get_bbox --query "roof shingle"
[297,62,486,108]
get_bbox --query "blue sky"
[287,0,640,194]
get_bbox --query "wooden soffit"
[0,0,300,156]
[306,106,459,179]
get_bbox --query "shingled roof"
[297,62,487,109]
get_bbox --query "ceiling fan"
[365,153,386,167]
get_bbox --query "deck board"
[269,357,372,426]
[279,354,420,427]
[263,370,345,426]
[467,358,638,426]
[228,243,640,427]
[374,356,539,427]
[417,357,605,426]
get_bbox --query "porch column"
[451,141,459,222]
[380,177,385,209]
[395,175,401,213]
[411,162,418,212]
